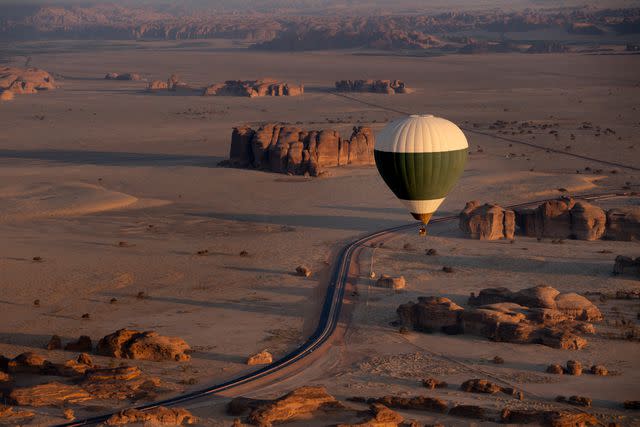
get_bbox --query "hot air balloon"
[374,114,468,229]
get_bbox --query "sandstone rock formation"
[421,378,447,390]
[8,382,92,406]
[148,80,169,90]
[606,207,640,241]
[459,201,515,240]
[247,350,273,365]
[248,386,342,426]
[515,198,638,241]
[337,403,403,427]
[500,408,598,426]
[0,405,35,423]
[228,124,375,176]
[203,79,303,97]
[80,366,162,401]
[105,72,142,81]
[371,396,448,413]
[399,285,600,349]
[0,67,55,99]
[105,407,195,425]
[397,297,464,334]
[295,266,311,277]
[613,255,640,276]
[376,275,406,290]
[47,335,62,350]
[335,80,409,94]
[96,329,191,361]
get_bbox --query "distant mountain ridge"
[1,3,638,47]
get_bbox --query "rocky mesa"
[226,124,375,176]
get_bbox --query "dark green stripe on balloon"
[374,148,468,200]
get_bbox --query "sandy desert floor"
[0,40,639,425]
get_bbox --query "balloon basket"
[418,226,427,236]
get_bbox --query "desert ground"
[0,40,639,425]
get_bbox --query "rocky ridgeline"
[0,67,55,101]
[227,124,375,176]
[335,79,409,94]
[398,285,601,349]
[460,197,640,241]
[204,79,303,97]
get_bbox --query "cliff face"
[203,80,303,97]
[227,124,375,176]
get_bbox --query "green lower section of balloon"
[374,148,468,200]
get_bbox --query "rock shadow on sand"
[0,149,220,167]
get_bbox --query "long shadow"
[318,204,406,215]
[190,351,246,364]
[224,266,293,276]
[189,211,406,231]
[0,332,74,349]
[98,292,302,318]
[0,149,221,167]
[392,251,614,278]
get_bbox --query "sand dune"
[0,182,142,222]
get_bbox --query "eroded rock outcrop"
[105,72,142,81]
[500,408,598,426]
[8,382,92,406]
[397,297,464,334]
[203,79,303,97]
[227,124,375,176]
[515,198,637,241]
[607,207,640,241]
[247,350,273,366]
[335,80,409,94]
[399,285,600,349]
[0,67,55,99]
[247,386,342,426]
[613,255,640,276]
[337,403,403,427]
[376,275,406,290]
[96,329,191,361]
[105,407,195,425]
[459,201,515,240]
[148,79,169,90]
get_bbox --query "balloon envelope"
[374,114,468,224]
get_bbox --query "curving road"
[57,191,629,426]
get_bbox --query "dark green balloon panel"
[374,148,468,201]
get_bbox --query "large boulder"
[376,275,406,290]
[96,329,191,362]
[147,80,169,90]
[397,297,464,333]
[459,201,515,240]
[606,207,640,241]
